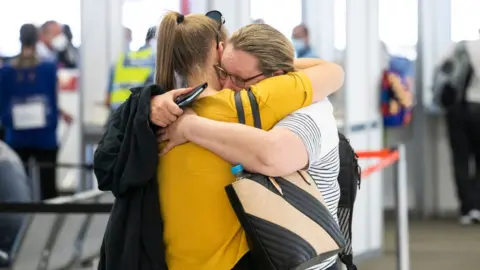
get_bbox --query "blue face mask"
[291,38,306,53]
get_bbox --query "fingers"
[151,115,169,127]
[163,110,178,123]
[151,106,180,126]
[166,101,183,116]
[156,129,166,143]
[160,142,174,156]
[150,93,185,126]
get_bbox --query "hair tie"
[176,14,185,24]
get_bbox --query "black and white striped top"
[275,98,340,270]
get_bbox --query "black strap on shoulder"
[234,91,245,124]
[247,88,262,129]
[234,89,261,129]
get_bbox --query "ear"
[273,70,284,76]
[217,41,225,59]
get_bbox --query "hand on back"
[150,87,193,127]
[157,108,197,155]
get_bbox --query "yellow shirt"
[158,72,313,270]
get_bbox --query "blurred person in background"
[56,24,79,68]
[124,27,132,53]
[292,24,318,58]
[436,32,480,225]
[37,20,68,62]
[105,26,156,111]
[252,18,265,24]
[0,141,31,267]
[0,24,72,200]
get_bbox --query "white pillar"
[419,0,452,108]
[344,0,384,257]
[414,0,454,218]
[80,0,123,123]
[80,0,123,190]
[188,0,209,13]
[302,0,335,61]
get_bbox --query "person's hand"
[158,108,197,155]
[60,110,73,124]
[150,87,194,127]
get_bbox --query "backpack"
[337,132,361,270]
[433,41,473,109]
[380,56,414,127]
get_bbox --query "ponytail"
[155,12,179,91]
[12,24,39,69]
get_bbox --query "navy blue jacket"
[0,61,58,149]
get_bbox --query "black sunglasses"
[205,10,225,49]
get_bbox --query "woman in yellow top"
[152,11,344,270]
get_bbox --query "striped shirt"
[275,98,340,270]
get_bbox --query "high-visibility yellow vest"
[110,47,155,109]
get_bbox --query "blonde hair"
[155,11,227,90]
[229,24,295,75]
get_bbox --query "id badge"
[12,100,47,130]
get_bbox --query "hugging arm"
[179,112,326,177]
[297,58,344,102]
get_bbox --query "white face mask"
[149,40,157,51]
[51,34,68,51]
[291,38,306,53]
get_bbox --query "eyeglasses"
[205,10,225,49]
[214,65,264,89]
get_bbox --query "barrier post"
[28,158,41,202]
[393,143,410,270]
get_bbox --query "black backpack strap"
[247,88,262,129]
[234,89,261,129]
[234,91,245,124]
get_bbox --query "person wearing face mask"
[37,20,69,64]
[56,24,79,68]
[105,26,156,111]
[292,24,318,58]
[124,27,133,53]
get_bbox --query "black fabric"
[14,147,58,200]
[274,175,344,243]
[93,84,167,270]
[436,45,474,110]
[234,91,245,125]
[247,89,262,129]
[445,102,480,215]
[336,133,360,269]
[232,253,255,270]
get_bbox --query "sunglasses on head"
[205,10,225,49]
[205,10,225,26]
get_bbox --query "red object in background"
[180,0,190,14]
[58,69,80,92]
[60,76,78,92]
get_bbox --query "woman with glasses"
[152,11,343,270]
[95,10,344,270]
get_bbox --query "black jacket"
[93,85,167,270]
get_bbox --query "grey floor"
[357,219,480,270]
